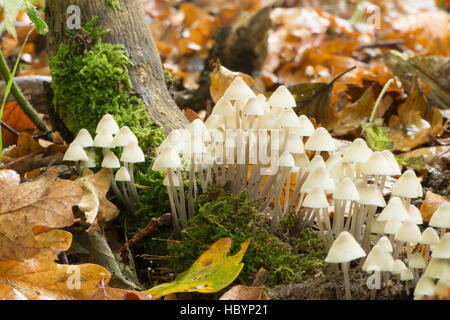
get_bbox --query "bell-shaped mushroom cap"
[429,202,450,229]
[205,114,225,130]
[305,127,336,152]
[383,217,402,235]
[395,220,422,243]
[212,97,234,116]
[121,142,145,163]
[163,171,181,187]
[376,197,408,221]
[279,151,295,167]
[96,114,120,134]
[223,77,255,101]
[115,167,131,182]
[381,150,401,176]
[325,153,342,171]
[376,236,393,253]
[256,93,270,111]
[63,143,89,162]
[152,148,181,170]
[362,245,394,272]
[93,129,114,148]
[414,276,435,296]
[101,151,120,168]
[243,97,264,116]
[408,204,423,225]
[370,218,387,234]
[343,138,372,163]
[305,155,326,173]
[187,119,210,142]
[400,268,414,281]
[392,169,422,199]
[293,153,309,168]
[333,177,359,201]
[392,259,408,275]
[303,188,329,208]
[73,129,94,147]
[112,126,138,147]
[329,161,356,183]
[431,233,450,259]
[294,115,315,136]
[277,108,301,128]
[235,99,248,112]
[284,133,305,154]
[267,85,296,108]
[301,167,335,193]
[409,253,426,269]
[424,258,450,279]
[357,184,386,207]
[325,231,366,263]
[421,227,440,245]
[360,151,391,176]
[433,279,449,295]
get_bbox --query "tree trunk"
[45,0,186,133]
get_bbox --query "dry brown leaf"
[419,191,450,223]
[8,132,43,158]
[219,284,265,300]
[76,168,119,233]
[0,169,82,261]
[210,61,254,103]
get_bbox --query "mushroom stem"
[314,208,329,250]
[282,171,292,215]
[109,168,128,209]
[187,160,195,220]
[362,205,377,252]
[294,193,305,214]
[127,162,140,204]
[393,241,403,259]
[247,163,261,196]
[323,207,335,246]
[379,175,387,192]
[344,201,356,231]
[342,262,352,300]
[406,242,412,263]
[198,164,207,193]
[175,168,188,227]
[289,168,307,208]
[120,180,136,213]
[167,185,181,239]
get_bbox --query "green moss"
[106,0,120,10]
[166,188,325,287]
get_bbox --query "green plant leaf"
[361,119,394,151]
[26,5,48,35]
[143,238,250,299]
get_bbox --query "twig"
[0,120,19,137]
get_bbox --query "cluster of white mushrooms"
[63,114,145,213]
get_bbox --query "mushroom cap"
[429,202,450,229]
[256,93,270,112]
[370,218,387,234]
[301,167,335,194]
[80,157,97,169]
[343,138,372,163]
[187,119,210,142]
[377,196,411,222]
[293,153,309,168]
[115,167,131,182]
[392,259,408,275]
[73,129,94,147]
[277,108,301,128]
[243,97,264,116]
[163,171,181,187]
[376,236,393,253]
[93,129,114,148]
[325,153,342,172]
[222,76,255,101]
[424,258,450,280]
[392,169,422,199]
[357,184,386,207]
[329,161,356,183]
[121,142,145,163]
[294,115,315,136]
[96,114,120,134]
[414,276,435,296]
[279,151,295,167]
[400,268,414,281]
[409,253,426,269]
[284,133,305,154]
[421,227,440,245]
[205,114,225,130]
[431,233,450,259]
[101,151,120,168]
[325,231,366,263]
[383,217,402,235]
[333,177,359,201]
[212,97,234,116]
[407,204,423,225]
[362,245,394,272]
[360,151,391,176]
[381,150,401,176]
[433,279,449,295]
[112,126,138,147]
[63,143,89,162]
[268,85,296,108]
[303,188,329,208]
[305,155,326,173]
[152,148,181,170]
[305,127,336,152]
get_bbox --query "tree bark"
[45,0,187,133]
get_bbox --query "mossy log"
[45,0,187,133]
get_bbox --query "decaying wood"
[45,0,187,133]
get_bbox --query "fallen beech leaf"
[0,169,82,261]
[210,61,254,103]
[8,132,43,158]
[183,108,202,122]
[219,284,265,300]
[420,191,450,223]
[1,102,36,146]
[389,73,444,151]
[398,146,450,171]
[143,238,250,299]
[0,229,112,300]
[76,168,119,231]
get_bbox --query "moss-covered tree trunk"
[45,0,187,133]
